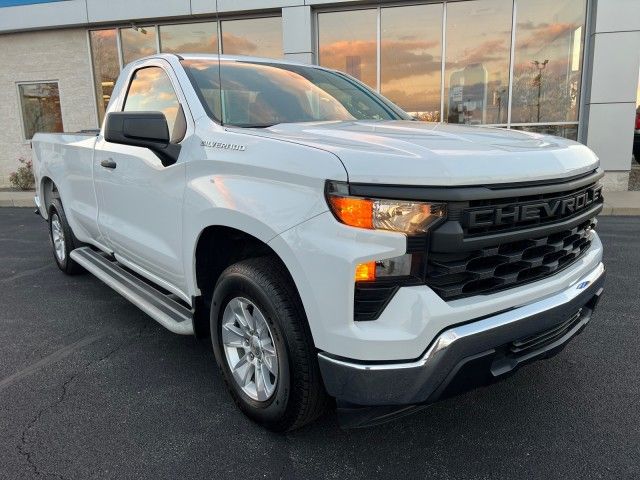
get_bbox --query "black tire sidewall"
[48,198,83,275]
[211,269,293,425]
[48,199,72,271]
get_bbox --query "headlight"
[326,181,446,234]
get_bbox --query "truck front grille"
[351,171,603,320]
[460,181,603,236]
[425,219,595,300]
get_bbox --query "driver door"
[93,61,190,298]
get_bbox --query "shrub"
[9,157,35,190]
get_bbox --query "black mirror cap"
[104,111,180,167]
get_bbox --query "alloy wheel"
[221,297,279,401]
[51,213,66,262]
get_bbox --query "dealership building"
[0,0,638,190]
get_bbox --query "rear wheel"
[48,198,83,275]
[210,257,328,431]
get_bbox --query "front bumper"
[318,262,605,409]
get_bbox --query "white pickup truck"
[32,54,605,430]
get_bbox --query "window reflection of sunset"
[121,27,157,65]
[511,0,586,123]
[381,4,442,121]
[445,0,512,125]
[160,22,218,54]
[318,9,378,88]
[124,68,180,137]
[221,17,283,59]
[90,29,119,123]
[182,59,408,126]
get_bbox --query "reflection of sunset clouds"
[512,0,586,123]
[516,22,578,52]
[160,22,217,54]
[222,34,258,54]
[221,17,283,59]
[184,60,213,71]
[318,9,377,87]
[319,39,377,86]
[182,59,406,125]
[380,4,442,115]
[195,61,354,124]
[322,39,442,82]
[90,29,119,122]
[382,87,441,116]
[449,39,510,67]
[445,0,512,124]
[125,68,180,136]
[121,27,157,65]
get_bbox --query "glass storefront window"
[120,26,158,65]
[18,82,63,139]
[159,22,218,54]
[220,17,283,59]
[315,2,588,139]
[445,0,512,125]
[381,4,442,121]
[510,124,578,141]
[89,29,119,124]
[89,16,283,127]
[318,9,378,89]
[511,0,587,123]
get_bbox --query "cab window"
[123,67,182,141]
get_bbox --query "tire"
[210,257,328,431]
[48,198,83,275]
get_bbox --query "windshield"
[181,59,411,127]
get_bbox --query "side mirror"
[104,111,181,167]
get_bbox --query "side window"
[18,82,64,140]
[123,67,183,142]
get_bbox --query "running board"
[70,247,194,335]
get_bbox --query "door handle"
[100,158,117,169]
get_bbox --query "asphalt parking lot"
[1,208,639,480]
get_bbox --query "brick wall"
[0,28,98,187]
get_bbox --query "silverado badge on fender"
[201,140,246,151]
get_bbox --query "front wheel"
[210,257,327,431]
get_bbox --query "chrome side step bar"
[70,247,194,335]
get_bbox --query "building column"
[282,5,315,65]
[583,0,640,191]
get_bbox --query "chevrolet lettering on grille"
[464,184,603,229]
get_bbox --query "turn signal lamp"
[355,261,376,282]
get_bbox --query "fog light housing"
[355,254,413,283]
[376,253,412,277]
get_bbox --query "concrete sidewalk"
[0,189,35,207]
[601,191,640,216]
[1,188,639,215]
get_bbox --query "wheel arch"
[40,176,58,219]
[191,224,311,342]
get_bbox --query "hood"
[235,121,598,186]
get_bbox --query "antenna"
[215,0,224,126]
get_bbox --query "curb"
[0,199,34,207]
[600,207,640,216]
[0,190,35,208]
